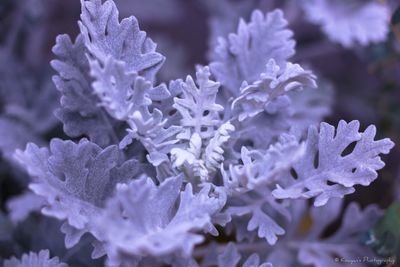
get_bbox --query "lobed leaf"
[4,250,68,267]
[14,138,141,250]
[51,34,122,147]
[79,0,164,82]
[272,120,394,206]
[210,9,295,96]
[96,175,226,266]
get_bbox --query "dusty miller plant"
[6,0,394,266]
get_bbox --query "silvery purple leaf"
[210,9,295,96]
[6,191,45,223]
[51,34,123,147]
[4,250,68,267]
[266,199,383,267]
[297,200,382,267]
[232,59,317,121]
[174,66,223,141]
[217,242,272,267]
[14,138,142,252]
[302,0,390,47]
[79,0,164,82]
[96,175,226,266]
[273,120,394,206]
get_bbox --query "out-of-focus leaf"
[391,6,400,25]
[4,250,68,267]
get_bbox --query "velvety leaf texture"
[223,187,290,245]
[222,135,301,245]
[15,138,141,249]
[51,34,122,147]
[89,56,175,158]
[7,0,396,266]
[232,59,317,121]
[174,66,223,141]
[224,133,305,192]
[210,9,295,96]
[79,0,164,82]
[96,175,226,266]
[273,120,394,206]
[171,66,235,182]
[90,57,170,123]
